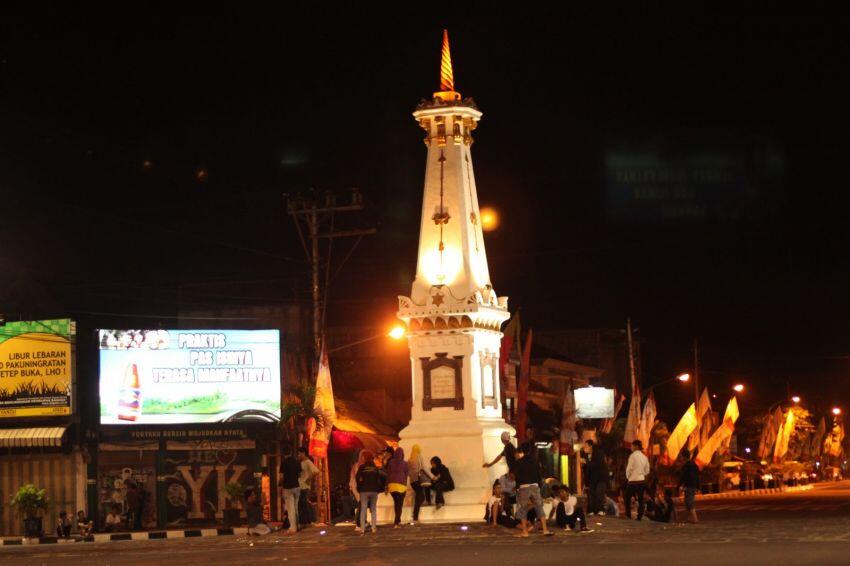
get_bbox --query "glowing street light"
[733,384,745,393]
[479,207,500,232]
[388,324,406,340]
[328,324,407,354]
[791,396,801,404]
[677,373,691,382]
[833,407,842,416]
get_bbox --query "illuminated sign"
[0,319,74,418]
[98,329,280,425]
[574,387,615,419]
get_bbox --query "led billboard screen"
[99,329,280,424]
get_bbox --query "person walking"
[678,448,700,523]
[624,439,650,520]
[429,456,455,510]
[356,450,385,534]
[386,446,409,528]
[585,439,609,515]
[513,441,553,537]
[408,444,432,524]
[279,444,302,534]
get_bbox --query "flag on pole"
[601,391,625,434]
[560,385,578,454]
[825,418,845,458]
[623,382,642,448]
[499,311,520,382]
[688,388,712,452]
[662,403,699,465]
[810,417,826,458]
[699,410,715,450]
[773,408,796,463]
[308,346,336,458]
[637,391,656,452]
[695,397,739,468]
[757,410,779,461]
[516,328,533,443]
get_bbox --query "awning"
[0,426,68,448]
[331,429,395,454]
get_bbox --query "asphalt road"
[4,481,850,566]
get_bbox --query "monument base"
[373,415,513,523]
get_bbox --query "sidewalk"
[1,526,249,546]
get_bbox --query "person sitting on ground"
[104,506,123,532]
[430,456,455,510]
[645,488,675,523]
[498,472,517,517]
[603,495,620,517]
[56,510,72,538]
[548,485,592,532]
[245,488,273,535]
[76,510,94,537]
[486,480,521,529]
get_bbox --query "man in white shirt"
[297,447,319,525]
[624,439,651,520]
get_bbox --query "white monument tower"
[395,30,513,522]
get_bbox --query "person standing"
[483,431,518,473]
[624,439,650,520]
[513,441,552,537]
[678,448,700,523]
[585,439,609,515]
[349,450,367,531]
[386,447,409,528]
[297,447,319,527]
[279,444,302,534]
[429,456,455,510]
[408,444,432,524]
[356,450,384,534]
[124,480,142,530]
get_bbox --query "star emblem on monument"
[432,292,445,306]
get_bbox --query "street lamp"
[327,324,406,354]
[791,396,801,404]
[833,407,842,416]
[644,373,691,395]
[677,373,691,382]
[733,384,745,393]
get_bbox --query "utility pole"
[693,338,700,406]
[285,187,375,525]
[286,188,377,363]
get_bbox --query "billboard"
[98,329,280,424]
[0,319,74,418]
[574,386,615,419]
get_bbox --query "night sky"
[2,5,849,414]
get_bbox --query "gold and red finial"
[434,29,461,102]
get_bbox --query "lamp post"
[326,324,406,354]
[643,372,691,396]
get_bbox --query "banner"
[773,408,796,463]
[0,319,74,418]
[810,417,826,458]
[309,348,336,458]
[695,397,739,468]
[600,392,625,434]
[623,383,641,447]
[688,388,711,452]
[516,329,532,443]
[99,329,280,424]
[559,385,577,454]
[662,403,698,465]
[637,391,656,452]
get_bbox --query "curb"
[678,484,813,502]
[1,526,248,547]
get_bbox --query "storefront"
[0,319,82,537]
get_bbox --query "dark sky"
[1,5,849,411]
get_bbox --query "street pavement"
[4,481,850,565]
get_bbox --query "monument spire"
[439,29,455,93]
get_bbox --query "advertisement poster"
[99,329,280,424]
[0,319,74,418]
[574,386,615,419]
